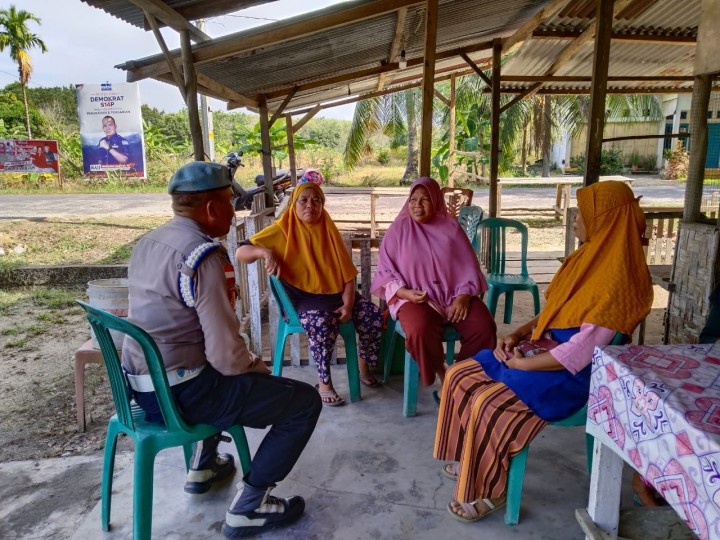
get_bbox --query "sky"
[0,0,358,120]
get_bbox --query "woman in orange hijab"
[434,180,653,523]
[236,172,382,406]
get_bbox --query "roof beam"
[257,40,493,102]
[377,7,408,91]
[128,0,210,42]
[269,87,298,127]
[291,104,321,134]
[501,0,572,54]
[533,29,697,45]
[500,82,543,113]
[124,0,424,82]
[547,0,634,76]
[460,51,492,86]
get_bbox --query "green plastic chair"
[477,217,540,324]
[382,316,459,417]
[458,205,484,253]
[268,275,361,402]
[77,301,251,540]
[504,332,629,525]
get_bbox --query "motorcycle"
[224,150,304,211]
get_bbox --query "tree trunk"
[541,95,551,177]
[21,82,32,139]
[402,91,419,183]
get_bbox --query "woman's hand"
[334,303,353,323]
[261,248,280,276]
[448,294,471,323]
[502,347,525,369]
[398,287,428,304]
[493,332,521,362]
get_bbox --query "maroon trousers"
[397,297,497,386]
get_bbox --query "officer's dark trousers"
[135,367,322,488]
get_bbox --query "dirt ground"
[0,218,668,464]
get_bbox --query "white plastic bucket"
[87,278,129,350]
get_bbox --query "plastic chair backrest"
[477,217,529,276]
[77,300,191,434]
[442,186,473,218]
[268,275,302,327]
[458,205,484,251]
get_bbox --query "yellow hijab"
[532,181,653,339]
[249,183,357,294]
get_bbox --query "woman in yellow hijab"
[434,180,653,523]
[236,173,383,406]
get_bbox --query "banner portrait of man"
[77,82,146,178]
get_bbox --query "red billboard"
[0,139,60,174]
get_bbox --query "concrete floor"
[42,365,638,540]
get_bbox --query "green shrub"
[569,148,625,175]
[376,149,390,165]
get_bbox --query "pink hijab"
[371,177,487,318]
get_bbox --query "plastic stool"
[74,339,106,431]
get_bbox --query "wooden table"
[580,343,720,540]
[497,175,633,223]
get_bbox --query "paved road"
[0,182,685,219]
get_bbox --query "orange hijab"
[532,181,653,339]
[249,183,357,294]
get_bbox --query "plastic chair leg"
[133,445,156,540]
[505,445,529,526]
[486,287,499,318]
[227,424,252,474]
[445,340,456,366]
[339,323,361,403]
[273,325,289,376]
[403,352,419,417]
[531,286,541,316]
[381,330,397,383]
[101,422,121,531]
[585,433,595,474]
[503,291,515,324]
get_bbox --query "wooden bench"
[498,175,633,224]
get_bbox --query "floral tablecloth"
[588,343,720,540]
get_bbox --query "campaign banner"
[76,82,145,178]
[0,139,59,174]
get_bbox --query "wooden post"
[448,74,456,187]
[685,74,712,222]
[419,0,439,177]
[258,96,275,207]
[179,30,205,161]
[244,216,263,355]
[286,115,298,186]
[489,38,501,217]
[583,0,614,186]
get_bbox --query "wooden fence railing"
[564,206,683,265]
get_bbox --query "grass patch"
[36,312,65,324]
[0,217,167,267]
[0,290,27,315]
[1,326,23,336]
[31,288,80,310]
[5,337,27,348]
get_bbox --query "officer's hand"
[99,140,110,150]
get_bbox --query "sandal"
[315,384,345,407]
[359,373,381,388]
[447,497,506,523]
[442,462,459,480]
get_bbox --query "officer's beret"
[168,161,231,194]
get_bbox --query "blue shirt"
[98,132,129,165]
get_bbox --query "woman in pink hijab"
[371,177,496,388]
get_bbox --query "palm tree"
[344,88,422,183]
[0,6,47,138]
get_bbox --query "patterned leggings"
[299,296,382,384]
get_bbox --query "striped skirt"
[433,359,548,502]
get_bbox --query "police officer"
[121,161,322,538]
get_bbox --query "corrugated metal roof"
[80,0,277,30]
[110,0,716,113]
